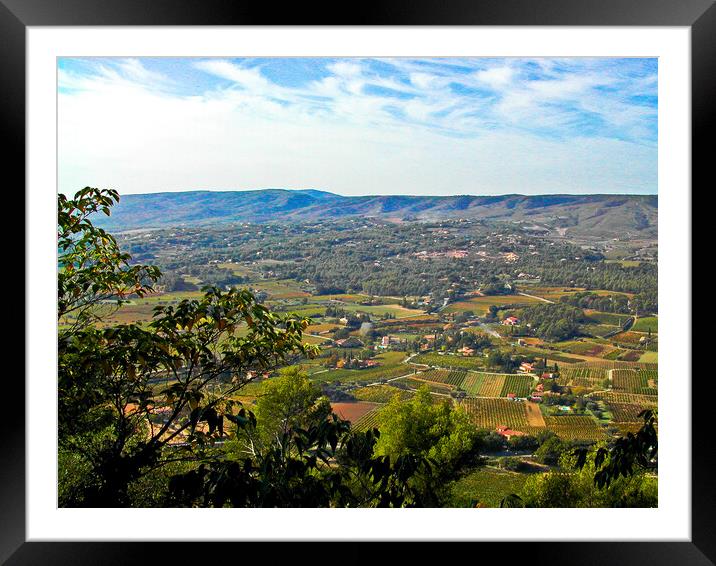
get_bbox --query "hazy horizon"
[59,57,658,197]
[102,187,657,199]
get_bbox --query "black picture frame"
[4,1,708,563]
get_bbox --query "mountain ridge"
[93,189,658,238]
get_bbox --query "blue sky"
[58,57,657,196]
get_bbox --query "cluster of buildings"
[518,361,534,373]
[335,357,379,370]
[495,425,525,440]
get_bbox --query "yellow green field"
[444,294,542,315]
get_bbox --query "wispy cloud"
[57,57,657,196]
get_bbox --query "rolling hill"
[92,189,657,238]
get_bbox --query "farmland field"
[514,347,583,364]
[592,391,658,407]
[306,322,341,334]
[461,398,530,429]
[612,369,658,395]
[419,368,453,383]
[419,369,468,389]
[443,294,542,314]
[557,366,609,388]
[330,402,382,423]
[631,317,658,333]
[611,331,646,346]
[543,416,608,441]
[614,422,647,435]
[351,407,383,432]
[449,468,529,507]
[315,363,415,384]
[411,353,485,370]
[252,278,312,299]
[513,286,584,301]
[573,360,658,370]
[352,385,414,403]
[588,324,625,339]
[525,401,546,426]
[462,373,485,395]
[394,377,453,395]
[339,303,426,319]
[559,366,609,380]
[585,311,632,326]
[461,372,511,397]
[447,370,469,388]
[500,374,535,398]
[639,351,659,363]
[552,340,611,357]
[605,402,649,423]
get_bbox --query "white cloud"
[474,66,515,89]
[194,60,270,92]
[58,57,657,196]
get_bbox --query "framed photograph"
[7,0,710,563]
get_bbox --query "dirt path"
[305,333,334,342]
[518,292,554,304]
[525,401,546,427]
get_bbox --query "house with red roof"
[495,425,525,439]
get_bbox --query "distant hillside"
[93,189,658,238]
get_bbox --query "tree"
[167,418,436,508]
[58,188,317,506]
[503,412,658,508]
[534,435,568,466]
[508,434,539,453]
[520,303,586,341]
[248,366,331,450]
[375,386,477,501]
[58,187,161,340]
[574,409,658,489]
[519,443,657,507]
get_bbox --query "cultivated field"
[631,317,658,333]
[411,353,486,370]
[461,398,530,429]
[542,416,609,441]
[612,369,658,395]
[330,402,382,423]
[352,385,414,403]
[450,468,529,507]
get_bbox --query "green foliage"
[375,387,477,469]
[503,412,658,508]
[115,212,657,303]
[521,303,586,341]
[58,187,161,338]
[249,366,331,447]
[560,291,630,314]
[507,434,539,452]
[166,416,437,508]
[518,443,657,507]
[534,435,568,466]
[574,409,657,488]
[58,188,317,506]
[449,469,528,508]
